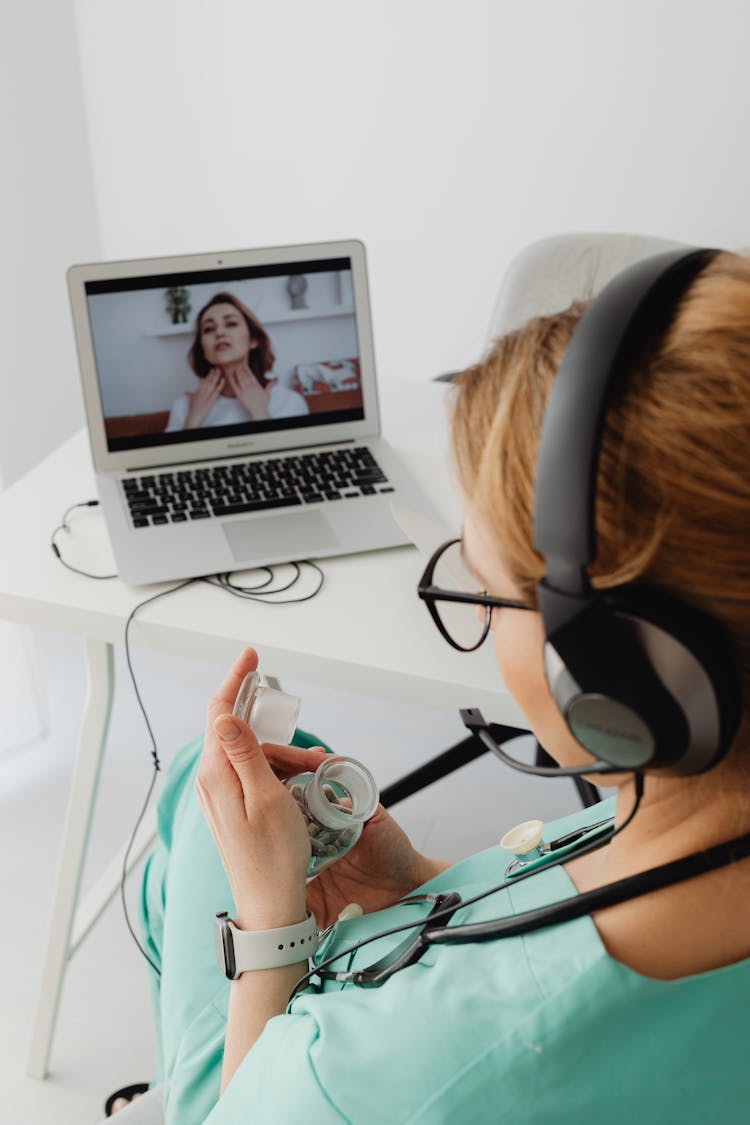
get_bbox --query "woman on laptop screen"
[165,291,309,431]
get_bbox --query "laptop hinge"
[124,437,359,474]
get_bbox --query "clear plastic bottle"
[286,757,379,880]
[232,671,301,745]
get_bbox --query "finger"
[211,648,259,714]
[259,741,331,778]
[195,740,247,847]
[213,712,278,796]
[196,709,247,809]
[238,364,258,387]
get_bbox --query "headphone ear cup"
[538,582,740,775]
[543,640,659,769]
[541,595,689,770]
[601,588,741,775]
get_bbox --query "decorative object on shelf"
[165,286,192,324]
[293,357,361,396]
[286,273,309,310]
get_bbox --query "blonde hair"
[450,251,750,743]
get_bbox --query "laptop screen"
[84,255,364,453]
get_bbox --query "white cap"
[306,757,379,830]
[233,671,301,745]
[500,819,545,856]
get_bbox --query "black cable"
[120,763,161,975]
[119,578,199,975]
[50,501,327,976]
[123,579,199,772]
[201,560,325,603]
[213,566,277,592]
[49,500,118,580]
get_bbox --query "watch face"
[214,913,236,979]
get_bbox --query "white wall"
[1,1,99,486]
[74,0,750,391]
[4,0,750,480]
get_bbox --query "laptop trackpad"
[222,510,340,562]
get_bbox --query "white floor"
[0,625,584,1124]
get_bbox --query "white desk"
[0,380,527,1079]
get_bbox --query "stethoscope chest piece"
[500,819,552,877]
[500,819,545,860]
[501,815,616,877]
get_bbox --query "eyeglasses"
[417,537,536,651]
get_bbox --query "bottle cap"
[305,757,379,829]
[233,671,301,745]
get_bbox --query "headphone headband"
[526,244,740,774]
[533,247,718,595]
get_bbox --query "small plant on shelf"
[165,286,192,324]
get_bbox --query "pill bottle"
[286,757,379,880]
[232,671,301,745]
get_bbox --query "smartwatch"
[214,911,319,979]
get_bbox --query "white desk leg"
[0,622,48,754]
[27,639,114,1080]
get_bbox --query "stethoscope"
[500,815,615,877]
[288,776,750,1000]
[290,793,634,999]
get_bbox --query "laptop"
[68,239,438,586]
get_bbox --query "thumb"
[213,713,273,785]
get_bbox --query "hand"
[196,649,448,933]
[303,805,437,931]
[227,363,273,420]
[195,648,328,929]
[185,368,225,429]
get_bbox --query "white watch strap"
[222,912,318,976]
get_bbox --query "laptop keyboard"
[122,446,394,528]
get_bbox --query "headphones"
[532,247,742,776]
[289,247,750,991]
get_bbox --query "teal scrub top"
[141,737,750,1124]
